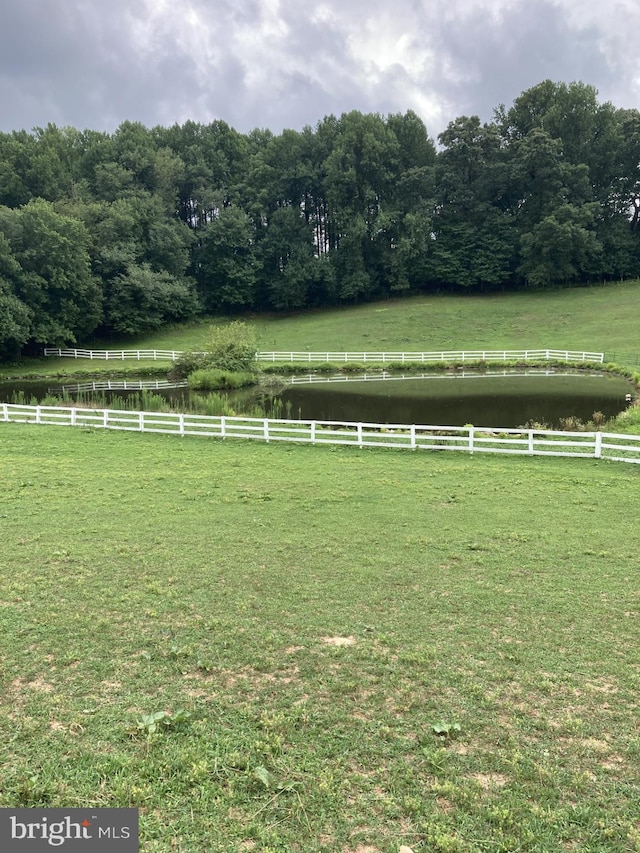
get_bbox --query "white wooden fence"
[256,349,605,364]
[3,403,639,464]
[49,379,189,394]
[43,347,605,364]
[287,368,590,385]
[43,348,184,361]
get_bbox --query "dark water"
[278,372,632,428]
[0,371,632,429]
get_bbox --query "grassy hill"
[2,281,639,378]
[114,280,640,362]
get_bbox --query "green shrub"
[205,321,258,372]
[167,350,210,380]
[188,369,256,390]
[168,321,258,379]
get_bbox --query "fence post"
[468,426,474,454]
[311,421,316,444]
[139,412,144,432]
[263,418,270,442]
[594,432,602,459]
[221,416,226,438]
[1,402,7,421]
[71,408,76,427]
[103,410,109,428]
[179,413,185,436]
[357,423,363,447]
[528,430,534,456]
[410,424,416,449]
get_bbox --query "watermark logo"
[0,809,138,851]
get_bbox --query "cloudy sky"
[1,0,638,140]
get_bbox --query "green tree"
[106,264,199,336]
[431,116,517,288]
[518,203,603,287]
[195,206,257,311]
[0,232,31,358]
[0,199,102,345]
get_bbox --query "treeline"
[1,79,640,357]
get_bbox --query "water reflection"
[277,370,631,428]
[0,368,632,429]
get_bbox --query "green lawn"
[1,425,639,851]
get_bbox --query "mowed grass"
[3,280,640,378]
[1,425,639,852]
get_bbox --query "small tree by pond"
[168,320,258,385]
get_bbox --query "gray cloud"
[0,0,637,137]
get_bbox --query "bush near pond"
[187,368,256,390]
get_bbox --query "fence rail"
[43,347,605,364]
[256,349,605,364]
[43,348,184,361]
[287,368,594,385]
[48,379,189,395]
[3,403,638,464]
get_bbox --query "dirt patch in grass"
[10,676,54,694]
[472,772,508,790]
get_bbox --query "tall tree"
[0,199,102,344]
[431,116,517,288]
[0,232,31,358]
[195,206,257,311]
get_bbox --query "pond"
[276,370,631,428]
[0,368,633,429]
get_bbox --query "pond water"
[0,368,632,429]
[277,371,632,428]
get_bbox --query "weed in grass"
[134,709,193,736]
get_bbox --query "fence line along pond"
[43,347,605,364]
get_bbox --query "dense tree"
[0,199,102,345]
[1,82,639,358]
[106,264,199,336]
[195,206,257,311]
[0,232,31,358]
[431,116,517,288]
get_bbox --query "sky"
[1,0,638,141]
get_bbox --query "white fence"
[256,349,605,364]
[49,379,189,394]
[3,404,639,464]
[43,348,184,361]
[43,347,605,364]
[287,368,592,385]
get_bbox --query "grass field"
[1,425,639,851]
[2,280,640,379]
